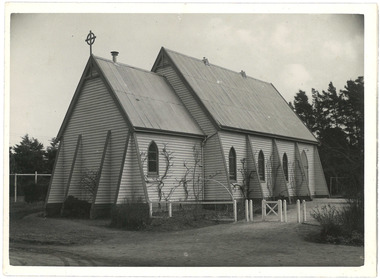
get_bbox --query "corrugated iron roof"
[94,56,204,136]
[163,48,317,143]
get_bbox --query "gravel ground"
[7,198,364,269]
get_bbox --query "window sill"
[147,174,159,179]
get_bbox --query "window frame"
[147,141,159,176]
[258,150,265,182]
[228,147,237,182]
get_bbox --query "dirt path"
[8,199,364,267]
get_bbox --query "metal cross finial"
[85,30,96,55]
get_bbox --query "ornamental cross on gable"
[85,30,96,55]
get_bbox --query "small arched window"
[283,153,289,181]
[229,147,237,181]
[258,150,265,181]
[148,141,158,175]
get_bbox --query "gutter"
[220,125,319,146]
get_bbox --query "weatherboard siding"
[272,140,289,198]
[313,146,330,197]
[94,132,113,205]
[46,140,66,204]
[117,135,146,204]
[297,142,315,196]
[48,77,129,205]
[249,135,272,199]
[276,139,296,197]
[66,137,83,199]
[155,65,216,135]
[136,133,203,202]
[247,137,263,199]
[203,133,231,201]
[219,131,247,199]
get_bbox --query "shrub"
[311,204,343,238]
[62,195,91,218]
[24,182,48,203]
[311,201,364,245]
[110,201,151,230]
[340,199,364,235]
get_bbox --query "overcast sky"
[9,8,365,148]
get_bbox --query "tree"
[11,134,45,174]
[9,147,16,174]
[45,137,59,173]
[292,90,314,130]
[311,88,331,137]
[339,77,364,148]
[291,77,364,198]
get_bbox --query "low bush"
[110,202,151,230]
[61,195,91,218]
[311,200,364,246]
[23,182,48,203]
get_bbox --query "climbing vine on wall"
[141,143,174,203]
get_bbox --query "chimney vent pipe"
[202,57,209,66]
[111,51,119,62]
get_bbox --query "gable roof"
[94,56,203,136]
[157,48,318,143]
[58,56,204,139]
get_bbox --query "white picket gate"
[261,199,307,223]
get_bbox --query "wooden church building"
[45,45,329,217]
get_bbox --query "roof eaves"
[134,126,205,139]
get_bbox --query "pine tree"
[292,90,314,131]
[11,134,45,174]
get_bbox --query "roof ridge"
[163,47,272,85]
[93,55,164,77]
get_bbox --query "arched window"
[258,150,265,181]
[148,141,158,175]
[229,147,237,181]
[283,153,289,181]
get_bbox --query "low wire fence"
[148,200,251,222]
[9,172,51,202]
[329,177,349,197]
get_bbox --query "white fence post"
[168,202,172,218]
[296,199,301,223]
[283,199,287,223]
[149,202,153,218]
[233,200,237,222]
[278,200,283,222]
[249,200,253,222]
[245,199,249,222]
[262,199,266,221]
[14,174,17,202]
[35,171,38,184]
[302,200,307,222]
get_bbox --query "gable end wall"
[47,76,129,206]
